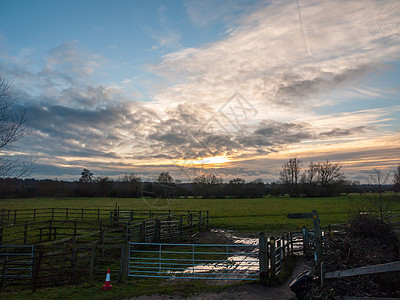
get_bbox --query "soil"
[129,230,312,300]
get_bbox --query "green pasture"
[1,193,398,231]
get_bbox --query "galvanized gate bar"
[128,242,259,280]
[0,245,35,278]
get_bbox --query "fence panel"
[0,245,35,279]
[129,242,259,281]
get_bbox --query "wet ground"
[128,229,312,300]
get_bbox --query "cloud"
[152,0,400,112]
[184,0,261,28]
[39,41,103,85]
[318,126,366,138]
[145,4,181,49]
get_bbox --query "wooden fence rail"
[0,208,209,225]
[0,209,209,246]
[323,261,400,280]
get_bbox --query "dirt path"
[131,256,311,300]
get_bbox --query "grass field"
[1,193,399,231]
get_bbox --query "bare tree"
[120,173,141,184]
[118,173,142,197]
[193,173,222,198]
[193,173,222,185]
[229,178,246,184]
[279,157,301,197]
[301,161,319,197]
[318,160,345,196]
[0,74,32,178]
[366,168,392,223]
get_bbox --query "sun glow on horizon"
[174,154,231,166]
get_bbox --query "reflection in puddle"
[130,229,305,281]
[211,228,304,252]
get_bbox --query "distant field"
[1,193,399,231]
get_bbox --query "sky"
[0,0,399,183]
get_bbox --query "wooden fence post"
[155,219,161,242]
[74,220,77,237]
[124,225,128,242]
[270,237,276,280]
[277,238,282,273]
[199,211,202,230]
[141,221,146,242]
[259,232,268,282]
[13,210,17,223]
[33,208,36,221]
[89,244,96,282]
[31,247,42,292]
[290,231,293,254]
[286,233,290,255]
[99,222,104,256]
[48,219,52,241]
[118,242,129,283]
[303,226,309,255]
[71,246,77,284]
[51,208,54,220]
[24,222,28,245]
[282,234,285,258]
[206,211,209,229]
[313,210,322,262]
[66,208,69,221]
[328,225,331,240]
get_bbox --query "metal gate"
[128,242,259,280]
[0,245,35,279]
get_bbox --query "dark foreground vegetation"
[308,214,400,298]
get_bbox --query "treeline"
[0,176,390,199]
[1,161,398,199]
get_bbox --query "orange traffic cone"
[102,268,112,290]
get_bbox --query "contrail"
[296,0,312,56]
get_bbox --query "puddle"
[211,229,258,245]
[211,228,304,252]
[130,229,305,280]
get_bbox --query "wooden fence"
[0,208,209,225]
[386,214,400,228]
[0,208,209,291]
[259,232,296,281]
[0,211,208,246]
